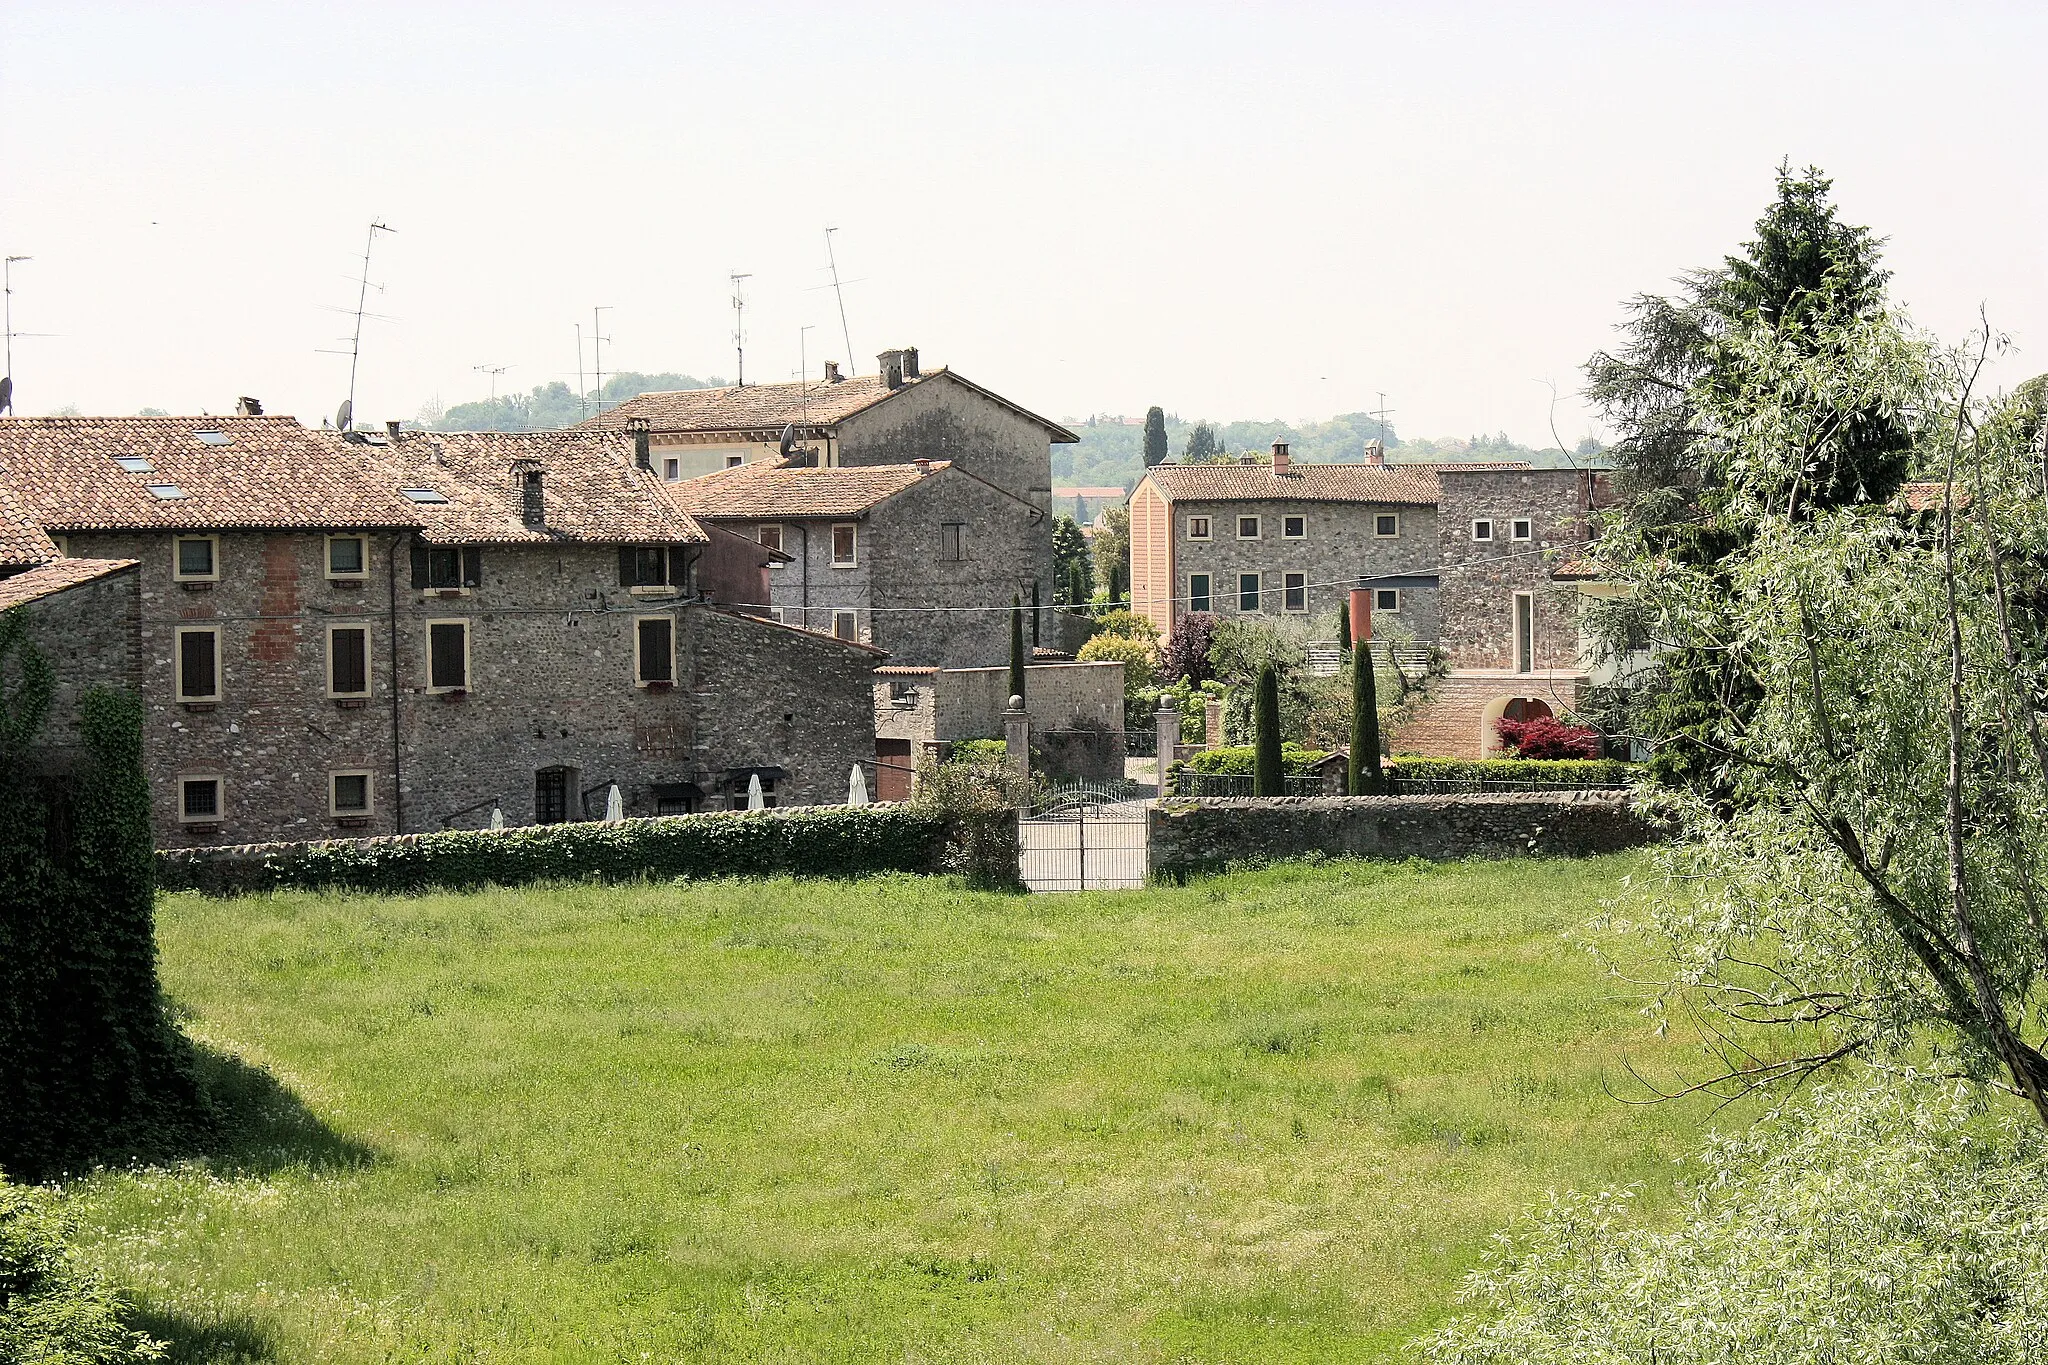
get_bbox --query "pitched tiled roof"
[674,459,949,520]
[0,416,418,532]
[379,430,707,545]
[0,556,137,611]
[1143,462,1442,506]
[1897,480,1967,512]
[578,368,1079,442]
[0,483,58,566]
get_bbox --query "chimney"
[913,458,932,475]
[627,415,652,471]
[1271,441,1292,474]
[1364,439,1385,467]
[521,469,545,527]
[901,347,920,380]
[234,396,263,417]
[877,349,906,389]
[823,360,843,384]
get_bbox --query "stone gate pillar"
[1154,692,1180,797]
[1003,695,1030,781]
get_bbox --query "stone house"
[0,414,882,847]
[0,557,144,753]
[872,659,1127,796]
[1127,443,1443,640]
[674,455,1050,668]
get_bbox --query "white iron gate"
[1018,798,1149,892]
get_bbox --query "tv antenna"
[315,221,395,431]
[473,364,511,401]
[3,255,32,416]
[729,271,752,386]
[824,227,855,377]
[1372,392,1395,449]
[574,323,586,420]
[798,324,815,433]
[590,306,612,411]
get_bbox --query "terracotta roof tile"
[1144,462,1442,506]
[379,430,707,545]
[578,368,1079,443]
[674,459,948,520]
[0,483,58,566]
[0,556,137,610]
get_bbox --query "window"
[178,776,223,822]
[1283,572,1307,612]
[758,524,783,556]
[728,773,777,809]
[1282,515,1306,540]
[1375,588,1401,613]
[939,522,966,562]
[399,487,450,504]
[194,429,231,447]
[1238,573,1260,612]
[146,483,188,500]
[662,457,682,482]
[172,535,218,582]
[48,535,67,556]
[1188,515,1212,541]
[1511,518,1532,541]
[1513,592,1535,674]
[635,616,674,685]
[326,535,367,579]
[329,771,373,817]
[725,454,744,469]
[410,543,480,590]
[427,620,469,692]
[175,627,219,701]
[1374,513,1401,538]
[327,625,370,698]
[1236,515,1261,540]
[114,455,154,473]
[831,523,857,567]
[1189,573,1212,613]
[619,545,671,588]
[1472,519,1494,542]
[834,611,859,641]
[534,767,572,825]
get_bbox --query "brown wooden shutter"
[410,540,430,589]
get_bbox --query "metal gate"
[1019,798,1149,892]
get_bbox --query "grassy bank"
[67,857,1720,1362]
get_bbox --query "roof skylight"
[146,483,189,500]
[400,488,451,504]
[114,456,155,473]
[194,430,231,447]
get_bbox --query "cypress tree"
[1348,642,1382,795]
[1336,597,1352,653]
[1143,406,1168,467]
[1008,595,1026,702]
[1253,663,1283,796]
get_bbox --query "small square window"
[662,457,682,482]
[179,776,223,822]
[330,772,373,816]
[1283,572,1307,612]
[1472,519,1494,542]
[1189,573,1212,613]
[1282,516,1306,539]
[1374,513,1400,538]
[327,535,367,578]
[173,535,218,581]
[114,455,155,474]
[1236,515,1261,540]
[1238,573,1260,612]
[427,620,469,692]
[636,616,675,685]
[146,483,188,500]
[1188,516,1211,541]
[1512,518,1532,541]
[831,524,858,567]
[834,611,859,641]
[725,454,744,469]
[1375,588,1401,613]
[758,524,783,555]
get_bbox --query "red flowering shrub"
[1497,715,1601,760]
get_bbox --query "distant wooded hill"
[425,373,726,432]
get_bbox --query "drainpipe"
[798,522,810,630]
[388,531,406,835]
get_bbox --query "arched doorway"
[1479,696,1553,756]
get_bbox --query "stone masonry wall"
[1167,497,1440,638]
[1435,469,1591,670]
[1149,791,1651,879]
[12,565,142,751]
[865,467,1045,668]
[934,661,1126,740]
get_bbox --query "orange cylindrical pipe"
[1348,586,1373,645]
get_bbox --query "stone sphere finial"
[1008,694,1024,710]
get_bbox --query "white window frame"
[325,623,372,699]
[177,774,224,823]
[662,456,683,482]
[1237,572,1261,612]
[1375,587,1402,613]
[1374,513,1401,539]
[1282,571,1308,613]
[172,533,220,583]
[329,770,375,817]
[1189,572,1212,613]
[325,534,369,581]
[1472,518,1494,542]
[1511,518,1533,542]
[830,523,858,568]
[833,610,860,642]
[425,618,471,694]
[1513,591,1536,674]
[1281,515,1307,540]
[1187,515,1212,541]
[759,524,784,564]
[173,625,221,702]
[1236,514,1262,541]
[633,614,676,687]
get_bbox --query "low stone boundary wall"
[1148,792,1653,880]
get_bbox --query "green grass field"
[65,856,1724,1363]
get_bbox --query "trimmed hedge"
[1184,744,1332,776]
[159,806,958,898]
[1386,757,1639,787]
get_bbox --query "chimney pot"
[877,349,906,389]
[235,396,263,417]
[823,360,843,384]
[1271,441,1291,474]
[521,469,545,526]
[1364,439,1385,467]
[386,420,402,438]
[902,347,920,380]
[913,458,931,475]
[627,416,652,471]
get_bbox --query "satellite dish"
[335,399,352,433]
[778,423,795,459]
[0,376,12,416]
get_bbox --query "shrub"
[1495,715,1600,760]
[1184,744,1332,776]
[1076,632,1159,694]
[946,738,1009,767]
[0,1172,164,1363]
[909,751,1031,890]
[1161,613,1219,685]
[1084,608,1158,645]
[1385,757,1636,788]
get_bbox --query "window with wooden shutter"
[427,620,469,691]
[175,627,219,701]
[328,625,369,697]
[635,616,674,685]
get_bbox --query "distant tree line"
[425,372,726,433]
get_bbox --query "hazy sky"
[3,2,2042,445]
